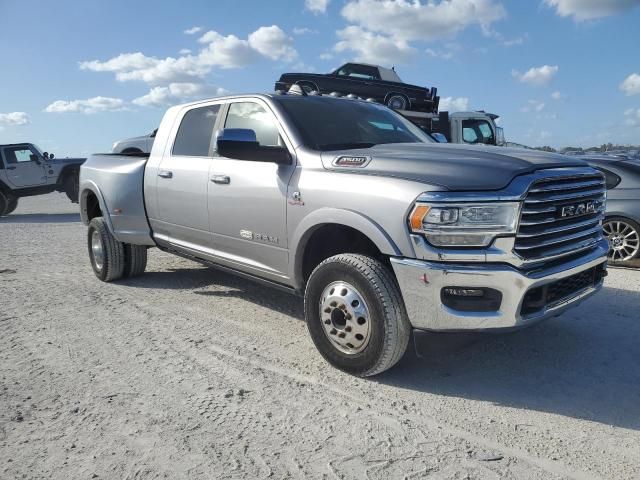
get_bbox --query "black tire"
[386,94,408,110]
[4,197,18,215]
[123,244,148,278]
[304,254,411,377]
[64,172,80,203]
[0,191,7,216]
[87,217,125,282]
[603,216,640,265]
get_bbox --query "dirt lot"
[1,193,639,480]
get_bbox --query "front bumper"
[390,239,608,332]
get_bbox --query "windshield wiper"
[319,142,377,151]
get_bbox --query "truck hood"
[320,143,587,191]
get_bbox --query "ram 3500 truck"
[79,94,608,377]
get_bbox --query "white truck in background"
[398,110,505,146]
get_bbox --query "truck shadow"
[124,266,305,320]
[0,213,80,224]
[125,265,640,430]
[376,285,640,431]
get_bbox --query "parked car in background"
[0,143,84,216]
[275,62,439,113]
[111,129,157,154]
[80,92,607,377]
[576,154,640,266]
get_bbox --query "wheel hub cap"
[603,221,640,262]
[91,230,104,271]
[319,281,371,354]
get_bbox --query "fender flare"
[79,181,115,234]
[290,207,402,288]
[57,164,80,186]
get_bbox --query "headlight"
[409,202,520,247]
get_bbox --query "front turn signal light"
[409,205,431,232]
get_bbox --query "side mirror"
[431,132,448,143]
[216,128,290,165]
[49,153,55,159]
[495,127,505,146]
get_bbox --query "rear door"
[207,100,296,280]
[154,103,221,249]
[1,145,46,188]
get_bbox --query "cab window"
[173,105,220,156]
[335,64,380,81]
[3,146,38,164]
[224,102,282,147]
[462,119,495,145]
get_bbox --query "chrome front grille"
[515,173,606,261]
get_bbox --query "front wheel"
[304,254,411,377]
[603,217,640,264]
[5,197,18,215]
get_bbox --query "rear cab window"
[172,105,220,157]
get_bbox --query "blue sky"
[1,0,639,156]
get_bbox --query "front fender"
[290,207,402,288]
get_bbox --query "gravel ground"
[1,193,639,480]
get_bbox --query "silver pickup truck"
[79,93,608,376]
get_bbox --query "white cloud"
[248,26,297,61]
[44,96,125,114]
[80,26,298,86]
[179,48,192,55]
[197,31,258,69]
[184,26,202,35]
[132,83,228,108]
[334,26,416,65]
[0,112,30,126]
[512,65,559,86]
[551,90,565,100]
[425,48,454,60]
[620,73,640,96]
[306,0,330,14]
[439,96,469,112]
[521,99,546,112]
[624,107,640,127]
[341,0,505,41]
[293,27,315,35]
[319,52,334,60]
[544,0,640,21]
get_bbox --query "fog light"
[442,287,484,297]
[441,287,502,313]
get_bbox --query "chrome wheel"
[91,230,104,271]
[603,220,640,262]
[387,95,407,110]
[319,281,371,354]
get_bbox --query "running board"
[158,245,302,296]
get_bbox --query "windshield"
[276,96,433,151]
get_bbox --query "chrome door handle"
[211,175,230,185]
[158,170,173,178]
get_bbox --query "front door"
[154,104,220,250]
[1,145,46,188]
[207,100,295,280]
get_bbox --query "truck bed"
[79,153,155,246]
